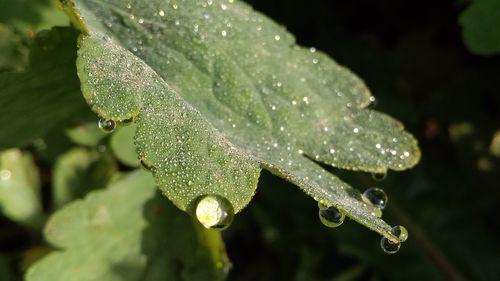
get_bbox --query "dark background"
[224,0,500,280]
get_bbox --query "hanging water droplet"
[98,118,116,133]
[318,203,345,228]
[371,172,387,181]
[196,195,234,230]
[362,187,388,209]
[380,237,401,254]
[391,225,408,242]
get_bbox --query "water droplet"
[362,187,388,209]
[391,225,408,242]
[318,203,345,228]
[274,35,281,41]
[371,172,387,181]
[158,10,165,17]
[196,195,234,230]
[98,118,116,133]
[380,237,401,254]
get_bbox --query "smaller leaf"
[66,122,106,147]
[459,0,500,55]
[0,149,44,228]
[26,170,229,281]
[52,147,117,208]
[110,124,140,167]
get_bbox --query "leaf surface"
[26,170,229,281]
[65,0,420,240]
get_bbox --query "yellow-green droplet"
[391,225,408,242]
[196,195,234,230]
[318,203,345,228]
[98,118,116,133]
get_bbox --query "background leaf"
[0,0,68,35]
[0,149,44,228]
[0,27,94,150]
[26,170,229,281]
[459,0,500,55]
[110,124,140,167]
[52,147,117,208]
[66,0,420,241]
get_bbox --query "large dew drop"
[98,118,116,133]
[318,203,345,228]
[380,237,401,254]
[362,187,388,209]
[195,195,234,230]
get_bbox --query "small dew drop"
[274,35,281,41]
[221,30,227,37]
[318,203,345,228]
[159,10,165,16]
[391,225,408,242]
[380,237,401,254]
[196,195,234,230]
[362,187,388,209]
[98,118,116,133]
[371,172,387,182]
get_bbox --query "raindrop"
[98,118,116,133]
[318,203,345,228]
[196,195,234,230]
[371,172,387,181]
[391,225,408,242]
[380,237,401,254]
[362,187,388,209]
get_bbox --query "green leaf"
[64,0,420,241]
[110,124,140,167]
[0,27,94,150]
[0,0,69,35]
[0,24,28,72]
[52,147,117,208]
[26,170,229,281]
[66,122,107,147]
[459,0,500,55]
[0,149,44,228]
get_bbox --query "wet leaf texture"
[65,0,420,241]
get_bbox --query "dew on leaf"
[196,195,234,230]
[98,118,116,133]
[362,187,388,209]
[318,203,345,228]
[380,236,401,254]
[391,225,408,242]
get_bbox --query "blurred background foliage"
[0,0,499,280]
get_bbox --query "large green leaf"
[459,0,500,55]
[0,27,93,149]
[26,170,229,281]
[63,0,420,241]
